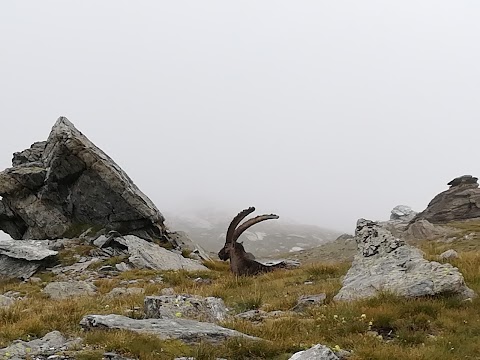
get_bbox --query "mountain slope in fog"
[165,208,341,257]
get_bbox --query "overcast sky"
[1,1,479,232]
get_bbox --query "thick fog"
[1,1,479,233]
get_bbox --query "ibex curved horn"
[226,207,255,244]
[232,214,279,243]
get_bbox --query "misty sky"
[1,1,479,233]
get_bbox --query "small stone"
[292,294,326,312]
[160,287,175,295]
[438,249,459,260]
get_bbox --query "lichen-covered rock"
[80,314,260,345]
[144,294,227,322]
[0,117,167,241]
[334,219,475,301]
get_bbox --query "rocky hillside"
[2,121,480,359]
[165,209,341,257]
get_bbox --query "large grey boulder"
[412,175,480,224]
[107,235,209,271]
[43,281,97,300]
[144,294,228,322]
[80,314,260,345]
[334,219,475,301]
[0,239,57,279]
[288,344,339,360]
[0,331,81,360]
[0,117,166,241]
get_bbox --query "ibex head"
[218,207,279,261]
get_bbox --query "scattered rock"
[412,175,480,224]
[0,294,14,308]
[144,294,228,322]
[390,205,417,222]
[98,265,118,272]
[405,219,453,240]
[168,231,213,261]
[103,353,135,360]
[0,239,58,279]
[334,219,475,301]
[259,259,301,268]
[292,294,326,312]
[439,249,459,260]
[80,314,260,344]
[107,287,145,298]
[115,262,133,272]
[288,344,339,360]
[160,287,175,295]
[0,117,167,241]
[235,309,293,322]
[108,235,209,271]
[43,281,97,300]
[52,257,100,274]
[0,331,81,359]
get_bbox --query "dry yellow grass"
[1,241,480,359]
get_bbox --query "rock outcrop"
[334,219,475,301]
[0,117,166,241]
[0,239,58,279]
[80,314,260,344]
[412,175,480,224]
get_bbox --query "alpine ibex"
[218,207,287,276]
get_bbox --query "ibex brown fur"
[218,207,287,276]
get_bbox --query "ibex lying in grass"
[218,207,287,276]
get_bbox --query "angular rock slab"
[0,331,81,359]
[111,235,209,271]
[0,117,166,240]
[144,294,228,322]
[0,239,57,279]
[288,344,339,360]
[334,219,475,301]
[80,314,260,345]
